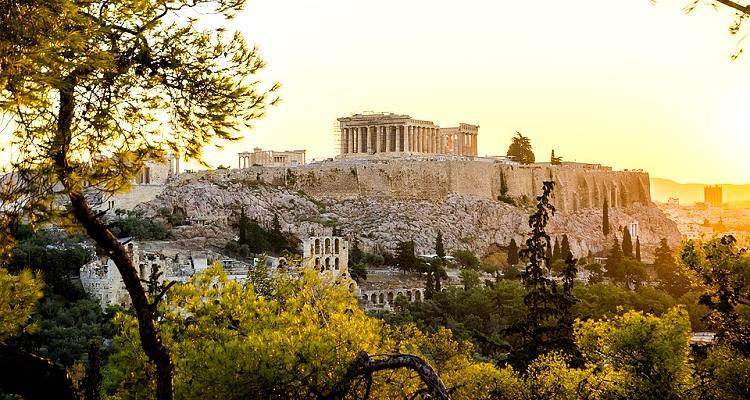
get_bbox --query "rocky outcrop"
[136,172,680,262]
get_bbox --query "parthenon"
[337,113,478,158]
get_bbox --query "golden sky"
[197,0,750,184]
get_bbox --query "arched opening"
[334,257,340,270]
[314,239,320,255]
[309,243,314,255]
[325,258,331,270]
[371,293,377,303]
[334,238,340,253]
[325,238,331,254]
[362,294,368,302]
[379,293,385,304]
[407,290,412,301]
[415,291,421,301]
[387,292,394,303]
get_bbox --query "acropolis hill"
[133,158,679,262]
[183,160,649,212]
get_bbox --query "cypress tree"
[508,238,519,266]
[553,238,561,261]
[561,234,571,259]
[238,207,247,245]
[435,230,445,259]
[602,199,610,236]
[635,237,641,262]
[622,227,633,258]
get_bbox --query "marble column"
[404,126,410,152]
[385,126,391,153]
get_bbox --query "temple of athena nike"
[337,112,478,159]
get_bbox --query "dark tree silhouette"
[506,132,535,164]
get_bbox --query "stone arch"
[407,290,412,301]
[334,257,340,270]
[387,292,394,303]
[371,293,377,303]
[314,257,320,267]
[334,238,340,253]
[379,293,385,304]
[315,239,321,255]
[309,243,314,255]
[325,238,331,254]
[578,177,590,209]
[362,294,368,302]
[325,257,331,270]
[415,291,421,301]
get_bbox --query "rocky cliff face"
[136,172,680,262]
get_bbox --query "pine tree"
[508,238,519,266]
[509,181,578,368]
[622,227,633,258]
[395,241,417,273]
[435,230,445,259]
[635,237,641,262]
[561,234,571,259]
[602,199,610,236]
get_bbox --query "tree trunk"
[54,79,173,400]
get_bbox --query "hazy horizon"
[185,0,750,184]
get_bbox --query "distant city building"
[704,185,722,207]
[337,112,478,158]
[667,197,680,206]
[628,221,640,239]
[238,147,306,169]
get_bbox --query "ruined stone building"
[337,113,478,158]
[80,239,248,309]
[133,154,181,185]
[238,147,306,168]
[303,236,350,279]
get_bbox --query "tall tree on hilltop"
[508,181,578,368]
[635,237,642,262]
[602,198,610,236]
[508,238,519,266]
[435,230,445,259]
[0,1,279,398]
[622,227,634,258]
[506,132,535,164]
[550,149,562,165]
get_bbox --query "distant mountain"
[651,178,750,204]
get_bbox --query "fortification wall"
[179,160,651,212]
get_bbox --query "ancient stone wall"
[169,160,651,212]
[218,161,651,211]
